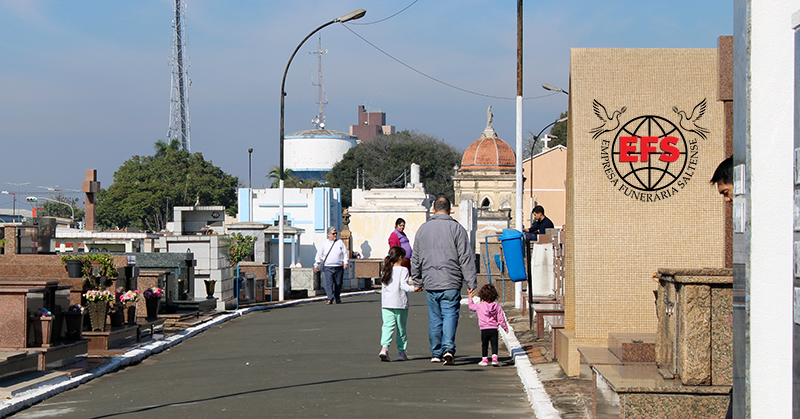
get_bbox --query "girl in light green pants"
[378,246,418,362]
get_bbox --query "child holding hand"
[379,246,418,362]
[468,283,509,366]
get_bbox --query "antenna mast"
[167,0,191,151]
[309,34,328,129]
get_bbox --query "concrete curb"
[499,312,561,418]
[0,291,378,418]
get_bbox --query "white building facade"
[237,187,342,269]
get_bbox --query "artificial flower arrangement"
[119,290,140,304]
[143,287,163,300]
[83,289,114,302]
[32,308,52,318]
[67,304,84,314]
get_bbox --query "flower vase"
[86,300,108,331]
[29,316,53,347]
[126,303,137,325]
[145,298,159,320]
[204,280,216,299]
[64,312,83,340]
[109,309,124,327]
[65,259,83,278]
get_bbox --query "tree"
[38,192,85,221]
[228,233,257,265]
[327,130,462,207]
[96,143,238,231]
[267,167,300,188]
[549,111,568,148]
[153,139,181,158]
[266,166,323,189]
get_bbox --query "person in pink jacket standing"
[468,283,509,366]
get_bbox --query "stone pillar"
[81,169,101,231]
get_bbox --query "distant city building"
[284,128,358,181]
[349,105,395,142]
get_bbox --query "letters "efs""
[618,136,680,163]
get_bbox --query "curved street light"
[542,83,568,95]
[1,191,16,217]
[278,9,366,302]
[26,196,75,221]
[528,117,568,215]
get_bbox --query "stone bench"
[532,303,564,339]
[542,314,564,358]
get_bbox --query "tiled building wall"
[561,47,728,375]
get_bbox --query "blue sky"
[0,0,732,205]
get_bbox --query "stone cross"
[81,169,100,231]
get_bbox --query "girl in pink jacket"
[468,283,509,366]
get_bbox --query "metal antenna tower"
[309,34,328,129]
[167,0,191,151]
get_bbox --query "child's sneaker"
[478,357,489,366]
[431,356,441,363]
[379,347,390,362]
[491,354,499,366]
[397,352,408,361]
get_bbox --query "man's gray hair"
[327,227,338,234]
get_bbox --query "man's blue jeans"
[426,289,461,357]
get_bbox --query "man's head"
[710,157,733,202]
[532,205,545,222]
[433,196,451,214]
[327,226,339,240]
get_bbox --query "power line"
[350,0,419,25]
[342,25,560,101]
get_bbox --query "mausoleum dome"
[461,136,516,170]
[460,106,516,170]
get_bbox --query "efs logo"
[618,136,679,163]
[593,99,708,202]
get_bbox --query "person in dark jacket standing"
[411,196,477,365]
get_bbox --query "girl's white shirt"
[381,266,416,309]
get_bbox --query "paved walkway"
[7,292,543,418]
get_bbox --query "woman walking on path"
[468,284,509,366]
[379,246,419,362]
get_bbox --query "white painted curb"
[462,296,560,418]
[499,309,561,418]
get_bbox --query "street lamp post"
[248,148,253,189]
[279,8,366,302]
[248,147,253,223]
[26,196,74,221]
[513,0,524,309]
[528,117,568,209]
[542,83,568,95]
[1,191,16,217]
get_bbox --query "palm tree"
[154,139,182,158]
[267,166,298,188]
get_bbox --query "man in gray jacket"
[412,196,477,365]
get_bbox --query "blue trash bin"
[500,229,527,282]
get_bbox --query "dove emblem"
[590,100,627,140]
[672,99,710,140]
